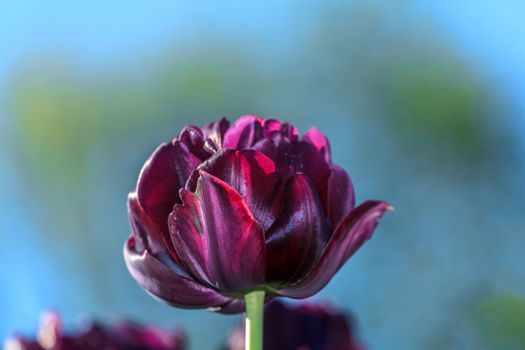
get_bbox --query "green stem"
[244,290,265,350]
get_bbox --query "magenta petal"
[178,125,211,159]
[217,295,275,314]
[327,165,355,228]
[128,194,173,258]
[262,119,299,143]
[215,299,245,314]
[167,189,212,287]
[188,149,282,230]
[278,201,391,298]
[203,117,230,150]
[123,236,231,309]
[302,127,331,163]
[265,174,329,285]
[136,141,202,237]
[279,122,299,143]
[169,171,266,292]
[296,143,331,209]
[222,115,264,149]
[263,119,282,136]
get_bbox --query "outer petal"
[215,295,275,314]
[278,200,392,298]
[124,236,231,309]
[167,189,212,287]
[296,140,331,209]
[327,165,355,229]
[265,174,329,285]
[214,299,245,314]
[128,194,171,257]
[222,115,264,149]
[187,149,282,230]
[302,127,331,163]
[169,171,266,292]
[136,141,202,240]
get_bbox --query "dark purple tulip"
[4,312,185,350]
[225,300,365,350]
[124,116,391,312]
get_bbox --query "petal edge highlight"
[124,236,231,309]
[278,200,391,298]
[170,171,266,292]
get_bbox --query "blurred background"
[1,1,524,349]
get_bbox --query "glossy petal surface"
[169,171,266,291]
[296,140,332,210]
[124,236,231,309]
[302,127,331,163]
[327,165,355,229]
[222,115,264,149]
[202,117,230,151]
[187,149,282,230]
[265,174,329,285]
[278,201,391,298]
[178,125,211,159]
[136,142,202,239]
[128,194,172,257]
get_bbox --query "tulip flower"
[124,116,391,349]
[4,312,185,350]
[225,300,365,350]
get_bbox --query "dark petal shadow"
[278,201,392,298]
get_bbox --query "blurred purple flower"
[124,116,391,313]
[225,300,365,350]
[4,312,185,350]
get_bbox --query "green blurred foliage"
[307,2,506,164]
[7,46,266,239]
[472,294,525,349]
[9,47,264,181]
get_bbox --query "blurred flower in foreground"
[4,312,185,350]
[124,115,391,313]
[225,300,365,350]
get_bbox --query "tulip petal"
[263,119,299,143]
[278,201,391,298]
[263,119,282,136]
[166,188,212,286]
[296,128,333,210]
[124,236,231,309]
[215,294,275,314]
[187,149,282,230]
[169,171,266,292]
[265,174,329,285]
[136,141,202,240]
[214,299,245,314]
[128,194,175,258]
[178,125,211,159]
[222,115,264,149]
[302,127,331,163]
[202,117,230,150]
[327,165,355,228]
[252,137,285,170]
